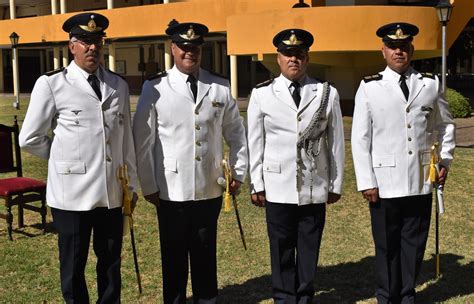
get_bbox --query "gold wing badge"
[179,26,200,41]
[387,28,410,40]
[79,16,102,33]
[283,33,303,46]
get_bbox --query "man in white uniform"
[351,22,455,303]
[133,20,247,303]
[247,28,345,303]
[19,13,138,303]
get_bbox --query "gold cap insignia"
[79,17,102,32]
[387,28,410,40]
[283,33,303,46]
[179,26,201,40]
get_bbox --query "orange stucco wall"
[0,0,471,57]
[227,6,442,56]
[0,0,298,46]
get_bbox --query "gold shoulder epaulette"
[363,73,383,83]
[45,67,65,77]
[148,71,167,81]
[255,79,273,88]
[421,72,436,80]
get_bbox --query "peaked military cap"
[273,29,314,52]
[165,19,208,45]
[63,12,109,38]
[376,22,419,43]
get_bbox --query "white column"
[9,0,16,19]
[60,0,66,14]
[62,46,69,67]
[107,0,114,9]
[108,43,116,72]
[164,40,172,70]
[12,46,20,108]
[53,47,60,69]
[230,55,238,99]
[51,0,58,14]
[213,42,221,74]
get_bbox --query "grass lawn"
[0,95,472,303]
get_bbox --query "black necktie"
[187,75,198,102]
[88,74,102,100]
[400,75,409,101]
[291,82,301,107]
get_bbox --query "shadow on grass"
[0,220,55,240]
[417,253,474,303]
[210,253,472,303]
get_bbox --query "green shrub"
[446,88,472,118]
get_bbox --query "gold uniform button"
[407,124,411,129]
[195,109,199,115]
[406,108,410,113]
[408,137,412,141]
[195,125,200,130]
[297,117,302,121]
[106,156,112,162]
[196,141,201,146]
[195,156,201,161]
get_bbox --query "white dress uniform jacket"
[351,67,455,198]
[247,75,345,205]
[133,66,248,201]
[19,61,138,211]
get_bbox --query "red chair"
[0,116,47,240]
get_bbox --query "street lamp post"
[434,0,454,279]
[436,0,453,93]
[10,32,20,109]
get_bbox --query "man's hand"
[327,192,341,204]
[144,192,160,207]
[362,188,379,203]
[251,191,266,207]
[229,179,242,195]
[131,192,139,213]
[438,165,448,186]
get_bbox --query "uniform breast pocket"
[372,155,396,168]
[55,161,86,174]
[209,100,224,118]
[421,151,431,165]
[372,154,396,190]
[263,161,281,174]
[163,158,177,172]
[104,111,125,129]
